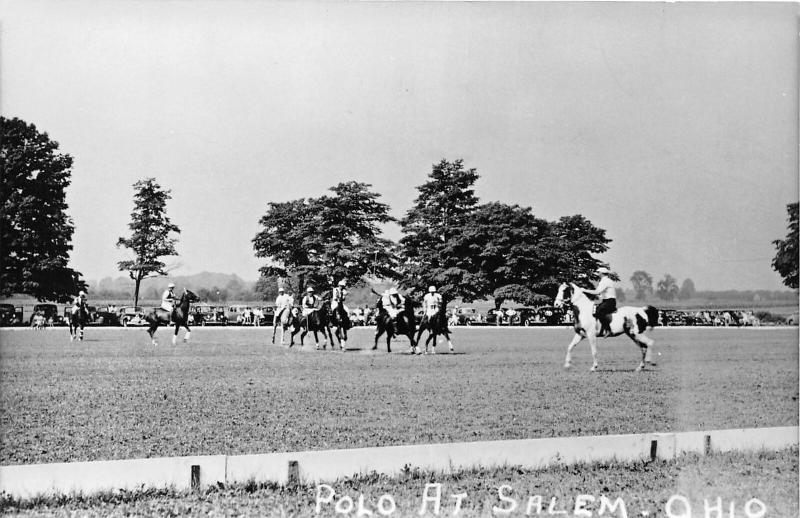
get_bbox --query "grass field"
[2,447,797,517]
[1,326,797,466]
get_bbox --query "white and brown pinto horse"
[554,282,660,372]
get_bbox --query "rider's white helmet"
[389,287,398,295]
[307,287,314,293]
[596,267,610,275]
[278,287,285,292]
[168,282,175,288]
[338,280,346,286]
[428,286,436,293]
[79,291,86,297]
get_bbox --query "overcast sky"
[2,1,797,291]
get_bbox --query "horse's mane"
[566,283,596,301]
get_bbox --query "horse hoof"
[589,366,597,372]
[449,345,454,352]
[563,363,571,370]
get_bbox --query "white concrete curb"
[1,426,796,500]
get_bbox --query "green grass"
[1,327,797,466]
[2,447,796,517]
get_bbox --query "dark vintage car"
[189,304,228,326]
[30,304,65,326]
[0,304,24,326]
[485,308,517,326]
[118,306,148,326]
[451,307,484,326]
[533,306,565,325]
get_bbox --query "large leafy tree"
[116,178,180,307]
[399,159,611,303]
[0,117,86,301]
[450,202,551,307]
[772,202,798,289]
[253,181,395,295]
[678,278,696,300]
[656,273,679,301]
[399,159,480,300]
[536,215,612,294]
[630,270,654,301]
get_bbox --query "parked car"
[485,308,515,326]
[92,307,121,326]
[452,307,484,326]
[259,306,276,325]
[30,304,64,326]
[786,312,799,325]
[119,306,148,326]
[535,306,565,325]
[189,304,228,325]
[0,304,23,326]
[509,307,540,326]
[225,305,252,325]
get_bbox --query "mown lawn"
[0,327,797,465]
[2,447,797,517]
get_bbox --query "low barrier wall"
[1,426,796,500]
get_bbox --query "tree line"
[2,116,797,305]
[252,159,612,307]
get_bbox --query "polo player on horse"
[329,279,351,349]
[416,285,454,353]
[582,266,617,336]
[69,290,89,341]
[272,286,295,344]
[161,282,178,322]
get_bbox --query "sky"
[1,1,797,291]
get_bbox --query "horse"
[328,301,351,351]
[300,304,333,349]
[272,306,302,346]
[68,305,88,341]
[414,302,454,354]
[144,289,198,346]
[373,296,417,353]
[554,282,660,372]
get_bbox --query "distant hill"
[89,272,254,300]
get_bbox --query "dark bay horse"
[300,305,333,349]
[373,297,417,353]
[145,289,198,346]
[414,303,454,354]
[68,306,88,341]
[273,306,302,346]
[328,301,351,350]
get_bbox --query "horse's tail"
[645,306,659,329]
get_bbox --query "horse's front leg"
[79,323,84,341]
[172,324,180,345]
[148,323,158,347]
[183,324,191,343]
[373,328,384,350]
[563,332,584,369]
[425,332,435,354]
[272,323,278,344]
[413,323,426,354]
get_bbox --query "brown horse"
[373,296,417,353]
[145,289,198,346]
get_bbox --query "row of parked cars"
[3,302,793,328]
[0,303,278,327]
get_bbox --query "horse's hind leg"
[183,325,191,343]
[79,324,84,341]
[373,328,384,350]
[629,331,655,369]
[442,330,454,352]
